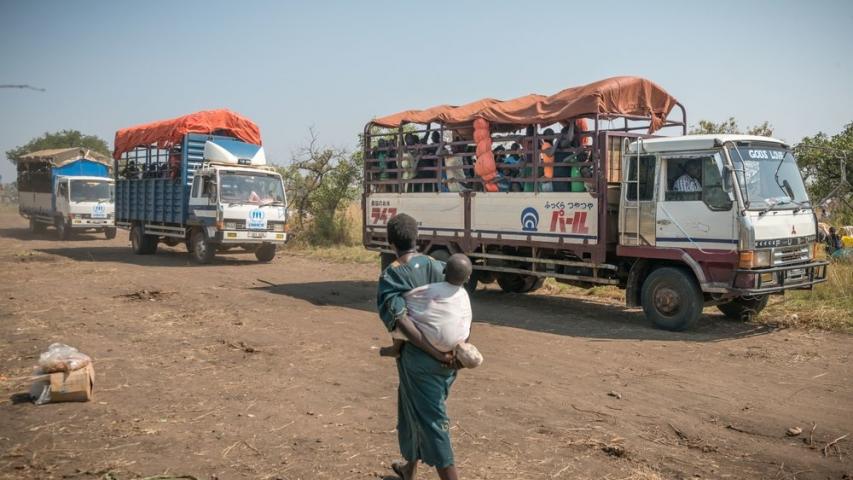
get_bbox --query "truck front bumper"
[215,230,288,244]
[71,218,114,229]
[731,260,829,295]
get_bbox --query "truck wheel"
[104,228,117,240]
[29,218,46,234]
[130,224,158,255]
[255,244,276,262]
[497,273,542,293]
[190,230,216,264]
[428,248,451,262]
[56,219,71,240]
[717,295,769,321]
[641,267,703,331]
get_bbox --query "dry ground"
[0,209,851,480]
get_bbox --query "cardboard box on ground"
[29,343,95,405]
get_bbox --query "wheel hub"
[654,287,681,315]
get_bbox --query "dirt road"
[0,209,850,480]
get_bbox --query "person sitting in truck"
[401,133,419,192]
[673,161,702,192]
[539,128,556,192]
[443,138,468,193]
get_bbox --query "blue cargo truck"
[112,110,288,263]
[17,148,116,240]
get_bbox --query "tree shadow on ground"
[0,227,105,242]
[253,280,775,342]
[35,246,259,267]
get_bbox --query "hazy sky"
[1,0,851,182]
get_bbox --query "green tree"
[6,130,111,165]
[689,117,774,137]
[794,122,853,223]
[277,129,363,245]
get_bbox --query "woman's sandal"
[391,460,411,480]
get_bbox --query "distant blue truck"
[17,148,116,240]
[112,110,288,263]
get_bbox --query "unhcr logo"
[250,209,265,220]
[520,207,539,232]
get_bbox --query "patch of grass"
[620,466,663,480]
[541,278,625,302]
[283,244,378,265]
[762,260,853,332]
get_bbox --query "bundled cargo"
[30,343,95,405]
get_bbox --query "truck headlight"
[272,223,285,232]
[225,221,237,230]
[738,250,772,268]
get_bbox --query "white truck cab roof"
[627,134,788,154]
[56,175,114,182]
[198,165,280,176]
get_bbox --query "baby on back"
[380,253,483,368]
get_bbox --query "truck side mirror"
[207,182,217,201]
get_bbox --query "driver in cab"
[673,162,702,192]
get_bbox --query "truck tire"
[255,244,276,262]
[428,248,451,262]
[717,295,769,321]
[104,228,117,240]
[29,218,46,234]
[190,230,216,264]
[497,273,544,293]
[130,224,158,255]
[641,267,703,331]
[56,218,71,241]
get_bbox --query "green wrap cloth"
[377,254,457,468]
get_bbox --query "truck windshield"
[70,180,113,202]
[727,146,809,211]
[219,172,285,205]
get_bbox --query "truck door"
[655,152,736,251]
[619,152,657,246]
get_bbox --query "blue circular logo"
[520,207,539,232]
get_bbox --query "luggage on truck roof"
[18,148,111,167]
[370,76,681,134]
[113,108,262,160]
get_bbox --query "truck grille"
[773,245,809,266]
[224,219,284,232]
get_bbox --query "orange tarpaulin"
[113,109,262,160]
[371,76,679,133]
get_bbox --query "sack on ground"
[38,343,92,373]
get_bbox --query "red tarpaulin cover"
[113,109,262,160]
[372,76,679,133]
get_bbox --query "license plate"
[786,268,805,278]
[249,232,266,239]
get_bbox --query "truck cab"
[188,155,288,259]
[54,175,116,239]
[620,135,827,328]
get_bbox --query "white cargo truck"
[361,77,828,330]
[17,148,115,240]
